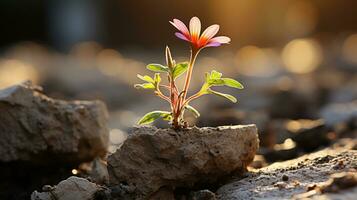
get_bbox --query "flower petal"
[200,24,219,40]
[206,42,222,47]
[175,32,190,41]
[189,17,201,41]
[170,19,190,36]
[209,36,231,44]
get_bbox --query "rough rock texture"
[0,81,109,164]
[108,125,259,199]
[80,157,109,185]
[31,176,102,200]
[216,139,357,200]
[189,189,217,200]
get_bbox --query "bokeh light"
[342,34,357,65]
[0,59,39,89]
[282,39,322,74]
[235,46,280,77]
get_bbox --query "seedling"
[135,17,244,129]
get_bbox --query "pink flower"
[170,17,231,49]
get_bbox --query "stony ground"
[217,139,357,200]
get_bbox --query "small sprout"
[134,16,244,129]
[138,111,172,125]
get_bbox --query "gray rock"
[0,81,109,164]
[107,125,259,199]
[88,158,109,185]
[288,119,330,151]
[31,176,101,200]
[216,139,357,200]
[189,189,216,200]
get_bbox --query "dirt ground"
[217,139,357,200]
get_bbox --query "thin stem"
[182,48,200,101]
[172,46,201,129]
[183,92,204,105]
[169,75,176,112]
[155,89,171,103]
[175,91,185,113]
[159,84,170,90]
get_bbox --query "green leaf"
[172,62,188,79]
[134,83,155,89]
[210,70,222,79]
[137,111,172,125]
[154,73,161,85]
[208,89,237,103]
[185,105,200,118]
[146,64,169,73]
[208,78,225,86]
[221,78,244,89]
[137,74,154,83]
[206,70,224,86]
[161,113,173,121]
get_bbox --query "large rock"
[108,125,259,199]
[31,176,102,200]
[0,81,109,164]
[216,139,357,200]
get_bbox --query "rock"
[109,183,136,200]
[282,174,289,182]
[90,158,109,185]
[292,187,357,200]
[79,158,109,185]
[292,172,357,200]
[31,176,101,200]
[269,89,318,119]
[108,125,259,199]
[249,155,268,169]
[148,187,175,200]
[189,189,216,200]
[0,81,109,164]
[287,119,330,151]
[261,146,299,162]
[320,172,357,193]
[216,138,357,200]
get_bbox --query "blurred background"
[0,0,356,162]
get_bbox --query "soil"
[216,138,357,200]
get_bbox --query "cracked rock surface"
[107,125,259,199]
[0,81,109,164]
[31,176,102,200]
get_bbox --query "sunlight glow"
[282,39,322,74]
[274,138,296,150]
[342,34,357,65]
[235,46,280,77]
[0,59,39,89]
